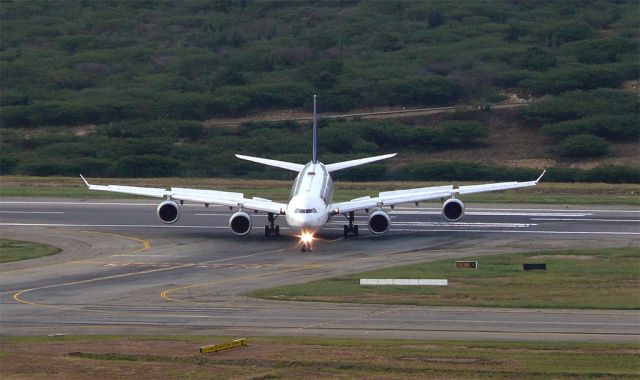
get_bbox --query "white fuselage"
[285,161,333,231]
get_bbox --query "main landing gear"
[343,211,358,238]
[264,212,280,237]
[301,241,312,252]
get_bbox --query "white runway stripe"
[390,211,591,217]
[327,222,534,228]
[394,207,640,213]
[531,218,640,222]
[0,211,64,214]
[1,223,637,235]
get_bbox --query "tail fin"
[312,94,318,163]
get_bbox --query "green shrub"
[521,89,639,123]
[523,64,625,95]
[374,76,466,107]
[555,134,608,158]
[541,114,640,141]
[432,121,488,148]
[514,47,556,71]
[109,155,182,177]
[576,37,637,64]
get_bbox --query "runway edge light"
[200,338,247,354]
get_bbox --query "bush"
[541,114,640,141]
[109,155,182,177]
[432,121,488,148]
[374,76,466,107]
[521,89,639,123]
[514,47,556,71]
[555,134,608,158]
[576,37,637,64]
[523,65,625,95]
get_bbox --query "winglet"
[536,170,546,184]
[79,174,90,187]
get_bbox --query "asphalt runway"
[1,198,638,342]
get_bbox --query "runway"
[1,198,638,342]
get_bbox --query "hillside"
[0,1,638,182]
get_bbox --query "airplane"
[80,95,545,252]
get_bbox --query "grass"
[0,239,60,263]
[1,335,638,379]
[249,247,640,310]
[1,176,639,204]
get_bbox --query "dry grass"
[1,335,638,379]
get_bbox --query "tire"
[343,225,348,238]
[264,225,270,237]
[275,225,280,236]
[354,225,359,236]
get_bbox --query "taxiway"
[1,198,638,342]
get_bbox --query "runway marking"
[0,211,64,214]
[10,231,152,305]
[387,228,640,236]
[11,244,289,307]
[81,230,151,255]
[12,264,195,309]
[159,248,451,303]
[394,207,640,213]
[531,218,640,222]
[112,254,174,257]
[0,223,292,230]
[99,263,272,269]
[391,211,592,217]
[337,222,536,228]
[1,231,151,273]
[2,222,637,236]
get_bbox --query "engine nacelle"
[229,211,252,236]
[442,198,465,222]
[368,210,391,235]
[157,200,180,224]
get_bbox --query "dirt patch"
[621,80,639,94]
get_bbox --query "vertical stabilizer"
[312,94,318,163]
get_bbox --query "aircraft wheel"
[354,225,359,237]
[275,225,280,236]
[343,225,348,238]
[264,225,270,237]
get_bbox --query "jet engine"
[157,200,180,224]
[229,211,252,235]
[442,198,465,222]
[368,210,391,234]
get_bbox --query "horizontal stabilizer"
[235,154,304,172]
[325,153,397,172]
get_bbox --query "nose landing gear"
[264,212,280,237]
[343,211,358,238]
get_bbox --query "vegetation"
[249,247,640,309]
[0,1,638,181]
[0,239,60,263]
[1,335,638,379]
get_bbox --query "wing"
[79,175,286,214]
[330,171,546,214]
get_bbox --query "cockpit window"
[294,208,318,214]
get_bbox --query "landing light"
[300,231,314,244]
